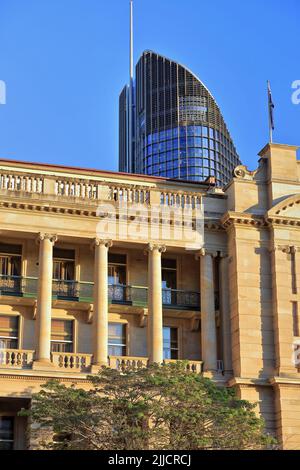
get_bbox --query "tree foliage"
[21,362,276,450]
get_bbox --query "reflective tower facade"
[119,50,241,186]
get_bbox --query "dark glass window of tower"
[128,51,241,186]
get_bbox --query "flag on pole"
[267,81,275,141]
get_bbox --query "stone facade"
[0,143,299,449]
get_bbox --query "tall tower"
[119,11,241,185]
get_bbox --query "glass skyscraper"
[119,50,241,186]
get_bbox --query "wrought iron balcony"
[0,276,200,311]
[0,275,37,298]
[130,286,148,307]
[52,280,80,301]
[108,284,132,304]
[162,288,200,310]
[108,284,149,306]
[77,281,93,302]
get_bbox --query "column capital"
[146,243,166,254]
[36,233,58,245]
[270,244,298,254]
[91,238,113,249]
[195,248,218,259]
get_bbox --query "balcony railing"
[108,284,132,304]
[0,277,200,311]
[0,350,203,374]
[108,355,149,371]
[162,289,200,310]
[51,352,93,372]
[163,359,203,374]
[0,275,37,298]
[109,356,203,373]
[0,349,34,368]
[52,280,80,300]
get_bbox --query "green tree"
[21,362,276,450]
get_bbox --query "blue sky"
[0,0,299,172]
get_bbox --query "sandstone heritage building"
[0,142,300,449]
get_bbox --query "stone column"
[34,233,57,368]
[91,238,112,370]
[147,243,166,364]
[271,245,297,375]
[199,249,218,374]
[219,254,232,374]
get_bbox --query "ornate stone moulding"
[221,211,266,229]
[233,159,266,182]
[265,216,300,227]
[265,194,300,227]
[268,194,300,216]
[0,198,226,235]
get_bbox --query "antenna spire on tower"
[130,0,134,81]
[128,0,134,172]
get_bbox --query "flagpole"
[267,80,273,144]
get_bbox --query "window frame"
[50,318,74,354]
[0,315,19,349]
[163,326,179,360]
[108,253,127,286]
[108,322,127,357]
[0,416,14,450]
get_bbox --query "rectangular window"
[53,248,75,281]
[51,319,73,353]
[53,249,76,298]
[293,302,299,337]
[0,417,14,450]
[108,254,126,285]
[108,323,126,356]
[163,327,178,360]
[0,244,22,281]
[0,315,18,349]
[162,259,177,305]
[0,256,21,277]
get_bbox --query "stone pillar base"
[90,363,107,374]
[202,370,228,383]
[32,360,55,371]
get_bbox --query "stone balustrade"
[0,173,43,193]
[108,186,150,204]
[160,191,202,209]
[108,356,149,371]
[0,349,35,368]
[163,359,203,373]
[0,349,203,375]
[51,352,93,372]
[108,356,203,373]
[55,179,99,199]
[0,168,205,211]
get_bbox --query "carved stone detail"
[91,238,113,249]
[146,243,166,253]
[36,233,57,244]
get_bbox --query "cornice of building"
[221,211,267,229]
[258,142,299,157]
[269,376,300,387]
[228,377,271,387]
[0,158,213,192]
